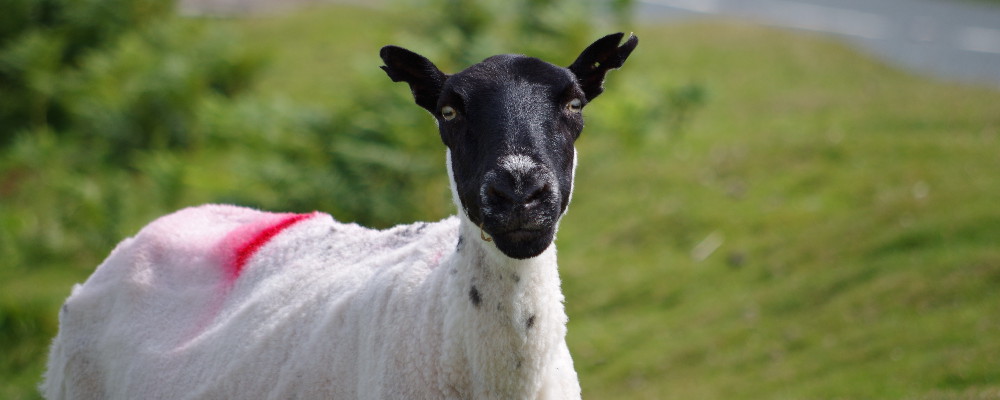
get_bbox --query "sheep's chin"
[490,227,555,260]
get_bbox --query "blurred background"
[1,0,998,398]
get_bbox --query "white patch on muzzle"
[499,154,537,174]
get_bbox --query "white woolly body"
[41,152,581,399]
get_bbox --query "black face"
[439,56,583,259]
[380,33,638,259]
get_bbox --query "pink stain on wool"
[218,212,317,281]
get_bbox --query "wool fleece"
[42,204,579,399]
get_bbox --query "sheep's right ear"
[568,33,638,101]
[380,46,447,113]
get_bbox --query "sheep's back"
[44,204,459,399]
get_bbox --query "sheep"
[41,32,638,400]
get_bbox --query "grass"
[221,4,399,108]
[559,23,1000,399]
[3,3,1000,399]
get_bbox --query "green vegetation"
[562,24,1000,399]
[2,1,999,399]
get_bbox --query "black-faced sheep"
[42,32,637,400]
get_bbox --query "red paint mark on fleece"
[220,212,316,281]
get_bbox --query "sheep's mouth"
[501,228,545,242]
[488,226,555,260]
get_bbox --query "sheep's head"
[381,33,638,260]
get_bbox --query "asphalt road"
[178,0,1000,87]
[638,0,1000,87]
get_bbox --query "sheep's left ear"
[568,32,638,101]
[380,45,447,113]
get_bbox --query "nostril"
[525,183,550,205]
[486,184,513,204]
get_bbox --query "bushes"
[0,0,264,273]
[0,0,443,271]
[1,0,181,147]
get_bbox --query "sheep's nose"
[485,176,551,211]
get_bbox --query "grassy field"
[4,3,1000,399]
[562,24,1000,399]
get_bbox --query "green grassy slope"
[3,4,999,399]
[560,23,1000,399]
[224,5,399,108]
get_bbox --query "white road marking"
[639,0,891,39]
[755,0,891,39]
[957,26,1000,54]
[639,0,719,14]
[638,0,1000,84]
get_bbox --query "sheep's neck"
[444,216,567,399]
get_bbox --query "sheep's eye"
[441,105,457,121]
[567,98,583,113]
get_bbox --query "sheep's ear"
[380,45,447,113]
[567,32,638,101]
